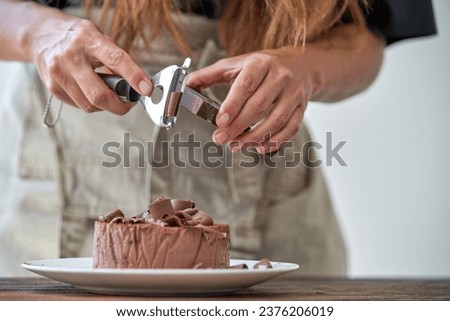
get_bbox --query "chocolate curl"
[163,211,195,227]
[229,263,249,269]
[99,209,124,222]
[182,208,198,216]
[110,216,126,224]
[166,91,182,117]
[175,211,195,225]
[192,210,214,226]
[130,217,145,224]
[253,258,273,269]
[171,199,195,211]
[163,215,183,227]
[149,198,175,220]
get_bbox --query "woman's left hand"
[188,50,313,154]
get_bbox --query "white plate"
[22,258,299,296]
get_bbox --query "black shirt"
[37,0,437,45]
[364,0,437,45]
[36,0,78,9]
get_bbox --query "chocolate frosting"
[93,197,229,269]
[93,222,230,269]
[94,197,272,270]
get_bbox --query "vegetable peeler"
[99,58,221,128]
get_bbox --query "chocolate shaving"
[182,208,198,215]
[192,210,214,226]
[162,211,196,227]
[229,263,249,269]
[149,198,175,220]
[99,209,124,222]
[174,211,192,221]
[99,197,215,228]
[253,258,273,269]
[166,91,182,117]
[171,199,195,211]
[227,259,272,270]
[110,216,126,224]
[163,215,183,227]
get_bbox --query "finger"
[60,77,104,113]
[187,58,240,89]
[47,80,78,108]
[212,72,278,144]
[230,92,302,145]
[88,37,153,96]
[188,57,269,128]
[54,71,111,113]
[256,106,304,154]
[47,67,103,112]
[218,63,269,128]
[71,66,135,115]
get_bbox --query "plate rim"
[22,257,299,275]
[21,257,299,296]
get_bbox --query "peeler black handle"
[98,73,141,102]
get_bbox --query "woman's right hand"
[19,3,153,114]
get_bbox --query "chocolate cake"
[93,197,230,269]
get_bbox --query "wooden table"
[1,277,449,300]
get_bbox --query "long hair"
[85,0,367,56]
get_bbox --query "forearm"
[296,23,385,102]
[0,0,65,62]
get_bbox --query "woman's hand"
[31,16,153,115]
[0,1,152,115]
[188,50,313,154]
[188,22,384,154]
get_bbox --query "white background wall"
[305,0,450,277]
[0,0,448,278]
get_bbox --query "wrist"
[266,46,324,102]
[14,2,66,63]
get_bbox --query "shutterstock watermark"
[101,132,347,169]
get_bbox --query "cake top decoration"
[98,197,214,228]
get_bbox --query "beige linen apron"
[0,10,346,276]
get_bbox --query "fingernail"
[138,80,153,95]
[213,130,229,144]
[218,112,230,126]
